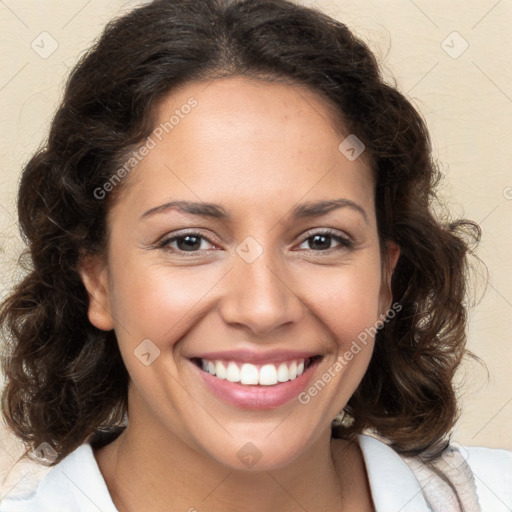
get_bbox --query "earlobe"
[78,253,114,331]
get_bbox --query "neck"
[94,399,372,511]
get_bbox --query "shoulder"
[464,444,512,510]
[357,433,512,512]
[0,443,117,512]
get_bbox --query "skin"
[80,76,400,512]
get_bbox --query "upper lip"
[189,349,321,364]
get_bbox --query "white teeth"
[199,358,310,386]
[225,361,241,383]
[215,360,226,379]
[277,362,289,382]
[240,363,259,385]
[289,361,297,380]
[259,364,278,385]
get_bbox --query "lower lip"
[190,358,321,410]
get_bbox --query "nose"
[218,246,304,336]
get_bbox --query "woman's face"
[82,76,398,470]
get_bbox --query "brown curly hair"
[1,0,481,467]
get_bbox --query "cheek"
[108,254,228,348]
[300,258,383,347]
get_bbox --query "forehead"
[110,76,374,223]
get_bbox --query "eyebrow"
[140,198,368,223]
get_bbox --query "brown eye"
[297,230,353,252]
[159,232,216,254]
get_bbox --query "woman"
[0,0,510,510]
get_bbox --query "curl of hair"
[1,0,482,466]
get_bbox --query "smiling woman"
[0,0,511,511]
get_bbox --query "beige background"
[1,0,511,498]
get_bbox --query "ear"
[378,240,400,315]
[78,252,114,331]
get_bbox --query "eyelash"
[156,228,353,256]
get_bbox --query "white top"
[1,434,511,511]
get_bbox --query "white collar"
[357,433,431,511]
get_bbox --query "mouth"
[189,355,324,410]
[190,355,323,386]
